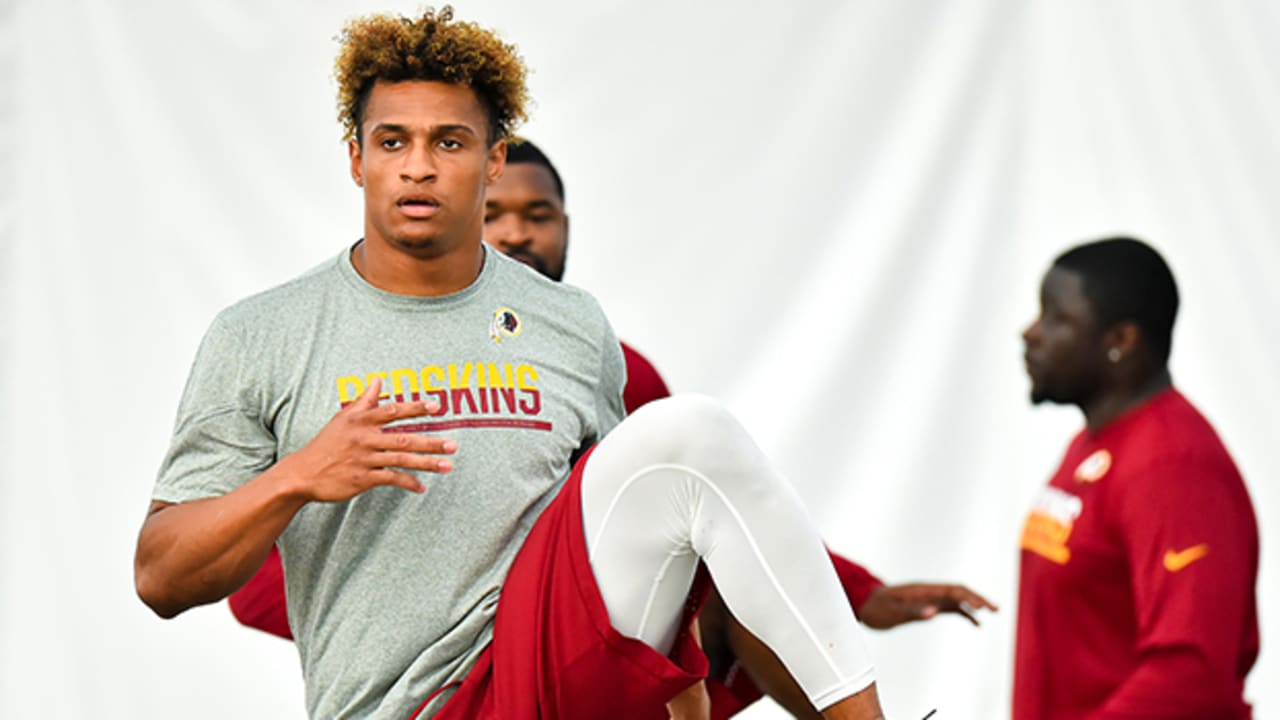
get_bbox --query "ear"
[485,139,508,186]
[348,139,364,187]
[1102,321,1142,362]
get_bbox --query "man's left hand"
[856,583,998,630]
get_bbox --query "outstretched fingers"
[868,583,999,628]
[368,396,439,424]
[345,377,443,425]
[348,376,388,412]
[927,584,999,626]
[366,468,428,494]
[290,377,461,501]
[357,402,457,488]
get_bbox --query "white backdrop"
[3,1,1278,718]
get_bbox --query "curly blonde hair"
[334,6,529,143]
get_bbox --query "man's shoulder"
[1123,389,1229,462]
[214,254,344,330]
[1110,389,1245,495]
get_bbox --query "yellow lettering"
[422,366,445,391]
[336,375,365,404]
[447,363,475,390]
[1020,513,1073,565]
[515,364,539,390]
[486,363,513,388]
[390,368,419,402]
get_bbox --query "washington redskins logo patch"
[1074,449,1112,483]
[489,307,522,343]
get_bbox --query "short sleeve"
[152,312,277,504]
[827,551,885,613]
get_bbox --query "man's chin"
[389,234,448,256]
[1029,380,1053,405]
[1030,387,1071,407]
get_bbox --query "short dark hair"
[506,138,565,202]
[1053,237,1179,364]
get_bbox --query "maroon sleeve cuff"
[827,549,884,612]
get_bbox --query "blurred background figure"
[1017,237,1259,719]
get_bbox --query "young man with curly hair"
[135,9,886,720]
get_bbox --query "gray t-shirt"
[153,244,625,719]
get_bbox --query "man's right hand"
[278,376,457,503]
[135,377,457,618]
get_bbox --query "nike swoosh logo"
[1163,543,1209,572]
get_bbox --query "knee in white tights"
[580,395,875,709]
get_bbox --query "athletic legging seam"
[586,461,844,683]
[635,550,682,641]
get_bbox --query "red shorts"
[419,447,710,720]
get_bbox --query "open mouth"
[397,196,440,218]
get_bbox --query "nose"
[400,145,437,183]
[1021,318,1040,346]
[491,217,532,249]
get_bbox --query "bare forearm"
[134,464,308,618]
[138,380,452,618]
[821,684,884,720]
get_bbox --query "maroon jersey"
[228,545,291,640]
[1015,388,1259,719]
[620,341,671,414]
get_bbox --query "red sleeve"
[620,342,671,415]
[1097,457,1258,718]
[227,545,294,640]
[827,550,884,613]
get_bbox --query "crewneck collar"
[336,242,497,310]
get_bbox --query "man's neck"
[1081,369,1172,432]
[351,238,486,297]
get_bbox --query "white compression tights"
[580,395,876,709]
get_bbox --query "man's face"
[483,163,568,281]
[1022,266,1105,406]
[349,80,505,258]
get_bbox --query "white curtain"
[3,1,1277,718]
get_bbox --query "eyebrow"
[369,122,481,138]
[485,199,559,210]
